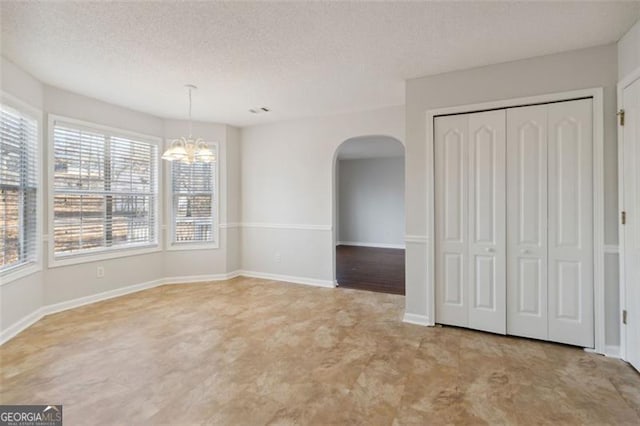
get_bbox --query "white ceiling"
[337,136,404,160]
[2,2,639,127]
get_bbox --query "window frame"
[48,114,162,268]
[0,92,43,285]
[165,141,220,251]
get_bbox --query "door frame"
[425,88,605,353]
[618,68,640,363]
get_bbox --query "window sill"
[48,244,162,268]
[0,262,42,286]
[166,242,220,252]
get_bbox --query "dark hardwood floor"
[336,245,405,295]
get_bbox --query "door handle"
[485,248,495,253]
[521,249,531,255]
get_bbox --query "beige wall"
[405,44,620,345]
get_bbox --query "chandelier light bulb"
[162,85,217,164]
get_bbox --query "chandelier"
[161,84,216,164]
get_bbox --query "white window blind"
[171,153,216,244]
[0,103,38,272]
[53,122,158,257]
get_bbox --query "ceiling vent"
[249,107,270,114]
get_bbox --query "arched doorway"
[331,135,405,294]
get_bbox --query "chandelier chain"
[161,84,215,164]
[188,86,193,138]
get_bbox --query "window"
[0,103,39,274]
[52,119,159,260]
[170,146,217,246]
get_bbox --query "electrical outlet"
[96,266,105,278]
[274,252,281,263]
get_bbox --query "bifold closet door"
[547,99,594,348]
[507,99,593,346]
[468,111,507,334]
[435,110,506,334]
[507,105,549,340]
[435,114,469,327]
[622,77,640,371]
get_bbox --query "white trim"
[337,241,405,249]
[0,270,337,344]
[0,263,41,287]
[163,271,241,284]
[165,141,220,251]
[238,270,335,288]
[49,114,162,144]
[424,88,607,353]
[165,243,220,252]
[617,68,640,363]
[405,235,428,244]
[240,223,332,231]
[592,88,606,357]
[0,92,44,286]
[44,272,239,318]
[604,345,621,359]
[49,245,162,268]
[47,114,164,269]
[43,279,163,317]
[402,313,432,326]
[219,222,241,229]
[0,307,44,345]
[604,245,619,254]
[0,278,162,345]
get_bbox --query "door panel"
[547,99,594,348]
[623,78,640,371]
[507,105,548,340]
[435,115,469,327]
[467,110,506,334]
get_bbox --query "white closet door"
[547,99,594,347]
[467,110,506,334]
[507,105,548,340]
[435,114,469,327]
[622,77,640,371]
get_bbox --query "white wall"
[338,157,404,247]
[0,57,240,338]
[405,43,620,346]
[240,107,404,282]
[619,18,640,81]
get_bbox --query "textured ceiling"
[2,1,639,127]
[337,136,404,160]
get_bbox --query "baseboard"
[0,307,45,345]
[1,270,336,344]
[43,279,164,318]
[604,345,621,358]
[238,270,335,288]
[337,241,405,249]
[402,312,432,326]
[163,271,241,284]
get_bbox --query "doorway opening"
[332,135,405,295]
